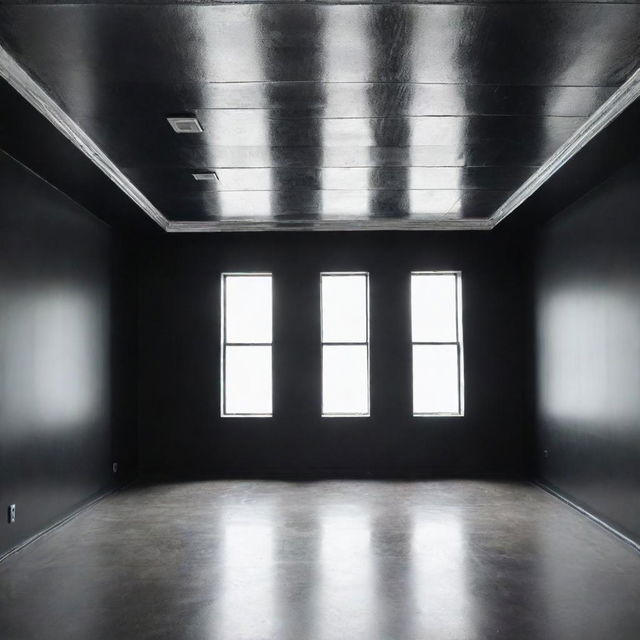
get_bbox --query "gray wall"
[534,156,640,543]
[0,150,136,556]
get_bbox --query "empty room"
[1,1,640,638]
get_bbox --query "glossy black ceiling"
[1,2,640,231]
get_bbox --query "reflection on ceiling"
[0,2,640,231]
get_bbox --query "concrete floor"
[1,481,639,640]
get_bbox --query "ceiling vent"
[167,115,203,133]
[193,171,219,181]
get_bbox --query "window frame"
[220,272,273,418]
[411,271,464,417]
[320,271,371,418]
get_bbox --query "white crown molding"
[2,34,638,233]
[0,42,487,232]
[490,65,640,228]
[0,42,169,230]
[166,218,494,232]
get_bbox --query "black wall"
[0,150,136,556]
[534,156,640,543]
[138,231,528,478]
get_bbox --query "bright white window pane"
[225,346,272,415]
[411,274,457,343]
[321,275,368,343]
[413,344,459,414]
[322,345,369,415]
[225,275,272,343]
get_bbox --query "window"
[321,273,370,416]
[411,272,464,416]
[221,273,272,417]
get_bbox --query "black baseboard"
[533,480,640,554]
[0,481,132,564]
[9,479,634,564]
[139,470,526,482]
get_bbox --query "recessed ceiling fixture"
[166,115,203,133]
[193,171,220,181]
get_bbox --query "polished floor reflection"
[1,481,640,640]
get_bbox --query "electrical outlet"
[8,504,15,524]
[543,449,549,459]
[112,462,118,474]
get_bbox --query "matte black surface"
[2,480,640,640]
[1,2,639,227]
[138,231,528,478]
[534,156,640,544]
[0,150,137,556]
